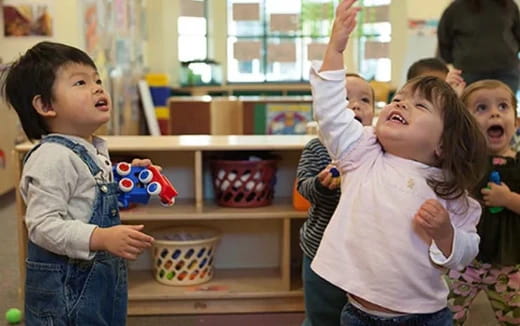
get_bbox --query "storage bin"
[152,226,221,286]
[211,159,277,208]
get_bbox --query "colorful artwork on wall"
[266,104,312,135]
[2,1,53,37]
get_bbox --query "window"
[178,0,207,62]
[178,0,214,85]
[356,0,391,81]
[227,0,338,83]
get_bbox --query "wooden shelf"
[16,135,315,152]
[14,135,310,316]
[128,269,304,315]
[120,197,307,221]
[174,83,311,97]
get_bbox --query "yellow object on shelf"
[146,73,169,87]
[154,106,169,119]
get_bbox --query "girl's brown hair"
[405,76,488,200]
[461,79,518,117]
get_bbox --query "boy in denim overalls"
[1,41,154,325]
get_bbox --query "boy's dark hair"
[404,76,488,200]
[1,41,97,140]
[406,57,449,81]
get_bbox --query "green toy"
[5,308,22,324]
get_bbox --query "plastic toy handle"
[488,170,504,214]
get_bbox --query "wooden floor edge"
[128,296,304,315]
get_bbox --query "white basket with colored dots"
[151,226,221,286]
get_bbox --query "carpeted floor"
[0,190,498,325]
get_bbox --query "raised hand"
[445,68,466,97]
[331,0,361,53]
[321,0,360,71]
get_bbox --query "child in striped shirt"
[297,73,375,326]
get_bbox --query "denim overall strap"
[31,135,102,176]
[24,135,127,326]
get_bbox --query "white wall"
[145,0,179,81]
[406,0,451,20]
[0,0,82,63]
[390,0,452,87]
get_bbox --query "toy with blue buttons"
[113,162,178,208]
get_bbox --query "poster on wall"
[266,104,312,135]
[2,1,53,37]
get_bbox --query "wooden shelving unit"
[173,83,311,97]
[0,105,22,195]
[14,135,313,315]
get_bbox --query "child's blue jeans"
[301,254,347,326]
[341,302,453,326]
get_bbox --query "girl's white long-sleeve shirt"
[309,61,481,314]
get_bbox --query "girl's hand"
[481,182,511,207]
[330,0,361,54]
[90,225,154,260]
[317,165,341,190]
[445,68,466,97]
[414,199,454,257]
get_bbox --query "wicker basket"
[152,226,221,286]
[211,159,277,208]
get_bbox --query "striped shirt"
[297,137,341,259]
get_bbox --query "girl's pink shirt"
[310,61,481,314]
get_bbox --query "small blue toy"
[329,167,340,178]
[113,162,178,209]
[329,166,341,188]
[488,170,504,214]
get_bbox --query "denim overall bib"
[24,135,127,326]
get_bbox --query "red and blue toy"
[113,162,178,208]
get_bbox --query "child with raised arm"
[310,1,489,325]
[1,41,154,325]
[448,80,520,326]
[297,73,374,326]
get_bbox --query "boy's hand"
[481,182,511,207]
[131,158,162,172]
[317,165,341,190]
[131,158,151,166]
[90,225,154,260]
[330,0,360,53]
[414,199,454,257]
[445,68,465,97]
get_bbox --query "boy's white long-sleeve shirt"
[20,134,113,260]
[309,61,481,313]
